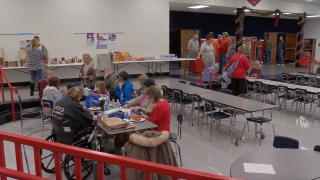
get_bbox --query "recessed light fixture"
[233,9,250,12]
[188,5,209,9]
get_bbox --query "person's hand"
[145,110,152,114]
[129,107,135,110]
[122,104,128,109]
[226,54,229,58]
[115,79,119,86]
[197,56,200,59]
[141,114,147,119]
[131,91,138,98]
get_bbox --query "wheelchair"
[41,118,104,180]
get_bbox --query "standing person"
[197,36,215,69]
[33,36,48,65]
[100,66,117,100]
[188,34,199,71]
[224,46,250,96]
[79,53,97,90]
[264,39,273,64]
[256,41,261,61]
[277,36,286,66]
[209,32,219,59]
[25,39,47,96]
[114,71,135,106]
[39,70,53,100]
[218,32,231,74]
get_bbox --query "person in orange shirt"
[209,32,219,59]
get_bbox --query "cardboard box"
[102,117,126,131]
[0,47,3,66]
[5,61,18,67]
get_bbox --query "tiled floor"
[1,63,320,180]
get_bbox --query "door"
[285,33,297,62]
[268,33,278,64]
[180,30,196,68]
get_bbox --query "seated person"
[114,71,134,106]
[39,70,53,100]
[123,79,162,113]
[42,76,61,102]
[132,74,149,98]
[53,87,93,134]
[54,83,77,106]
[248,60,263,79]
[93,81,107,95]
[101,66,117,100]
[142,86,170,132]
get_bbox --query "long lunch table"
[289,72,320,78]
[158,81,213,95]
[112,58,196,77]
[2,63,83,74]
[247,78,320,94]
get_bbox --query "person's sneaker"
[277,64,280,65]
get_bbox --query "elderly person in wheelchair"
[41,86,111,180]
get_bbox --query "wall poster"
[108,33,117,43]
[96,33,108,49]
[19,33,34,49]
[87,33,94,45]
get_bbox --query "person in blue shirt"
[114,71,134,106]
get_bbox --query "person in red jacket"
[142,86,171,132]
[224,46,250,96]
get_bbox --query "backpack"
[221,55,243,89]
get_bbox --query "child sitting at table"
[93,81,107,95]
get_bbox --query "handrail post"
[10,89,15,122]
[0,71,4,103]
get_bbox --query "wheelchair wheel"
[40,134,63,173]
[63,139,93,180]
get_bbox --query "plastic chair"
[275,85,294,113]
[179,80,186,84]
[273,135,299,149]
[200,101,231,141]
[254,81,274,102]
[314,145,320,152]
[309,77,319,86]
[190,82,197,87]
[197,84,207,89]
[282,73,290,82]
[290,88,314,116]
[169,114,183,166]
[172,89,193,114]
[221,89,232,95]
[312,93,320,120]
[18,95,43,136]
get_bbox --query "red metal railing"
[0,130,243,180]
[0,66,18,122]
[199,59,218,90]
[305,56,320,74]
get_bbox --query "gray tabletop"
[97,120,158,135]
[199,92,277,112]
[247,78,320,94]
[289,72,320,78]
[158,82,213,94]
[230,149,320,180]
[90,110,158,135]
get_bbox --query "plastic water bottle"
[105,92,110,111]
[116,99,120,108]
[111,99,116,109]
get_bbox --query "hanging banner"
[19,33,33,49]
[87,33,94,45]
[247,0,261,7]
[96,33,108,49]
[108,33,117,44]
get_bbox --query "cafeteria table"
[247,78,320,94]
[230,149,320,180]
[158,81,213,95]
[289,72,320,78]
[199,92,277,146]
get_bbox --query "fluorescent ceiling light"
[233,9,250,12]
[188,5,209,9]
[283,13,291,15]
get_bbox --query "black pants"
[231,78,247,96]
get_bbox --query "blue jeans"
[29,69,43,84]
[266,51,272,64]
[219,53,228,74]
[278,49,284,64]
[257,50,261,61]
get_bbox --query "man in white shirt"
[187,34,199,71]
